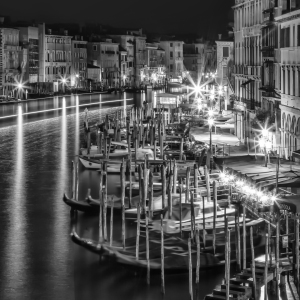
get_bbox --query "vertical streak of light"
[51,97,70,285]
[5,104,27,293]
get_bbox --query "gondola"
[79,156,133,171]
[63,193,99,214]
[71,218,265,271]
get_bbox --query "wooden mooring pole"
[213,180,217,255]
[110,198,114,247]
[121,161,126,249]
[146,214,150,285]
[136,203,140,260]
[188,237,193,300]
[250,226,257,300]
[161,214,165,294]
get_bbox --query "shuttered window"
[280,28,285,48]
[286,27,290,47]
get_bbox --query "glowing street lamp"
[16,82,24,100]
[207,109,214,118]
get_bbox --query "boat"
[63,193,99,214]
[71,218,265,271]
[78,156,134,172]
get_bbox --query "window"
[282,69,285,93]
[280,27,290,48]
[223,66,228,78]
[170,64,173,71]
[170,43,173,47]
[287,69,290,94]
[170,51,173,58]
[178,52,181,57]
[93,45,97,51]
[223,47,229,57]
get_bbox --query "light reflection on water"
[3,105,28,298]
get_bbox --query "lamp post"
[218,85,223,114]
[208,117,214,173]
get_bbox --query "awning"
[278,177,300,188]
[156,93,179,98]
[241,79,254,87]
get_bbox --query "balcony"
[261,46,274,58]
[260,86,281,99]
[242,25,261,38]
[262,7,274,24]
[241,97,255,110]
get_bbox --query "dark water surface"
[0,92,224,300]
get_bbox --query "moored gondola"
[63,193,99,214]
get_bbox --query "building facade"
[183,42,207,83]
[39,26,72,91]
[143,42,166,84]
[87,38,119,87]
[275,1,300,159]
[0,25,26,97]
[134,35,147,85]
[215,39,234,87]
[109,33,135,86]
[159,40,184,80]
[233,0,263,143]
[71,36,87,88]
[18,26,39,86]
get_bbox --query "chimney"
[81,36,83,41]
[218,34,222,40]
[48,28,52,35]
[64,30,68,36]
[0,17,4,24]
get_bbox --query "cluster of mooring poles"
[65,103,300,300]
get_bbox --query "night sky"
[1,0,234,36]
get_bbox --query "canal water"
[0,91,225,300]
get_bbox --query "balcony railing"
[241,97,255,110]
[261,46,274,58]
[262,90,277,98]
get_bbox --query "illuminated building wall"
[0,25,23,97]
[275,1,300,159]
[159,40,184,79]
[18,26,40,84]
[233,0,263,143]
[87,38,119,87]
[43,28,72,87]
[71,37,87,88]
